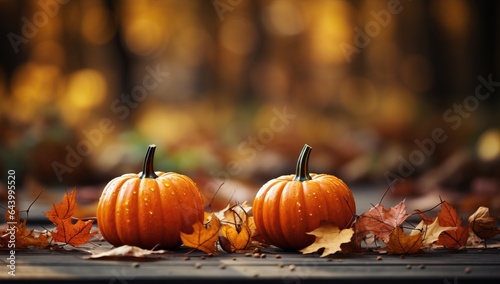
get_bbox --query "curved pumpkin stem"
[140,144,159,179]
[293,144,312,182]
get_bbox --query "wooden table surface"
[2,186,500,283]
[2,238,500,284]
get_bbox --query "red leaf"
[436,201,468,249]
[354,200,411,243]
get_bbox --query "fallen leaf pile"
[181,202,260,255]
[0,188,97,249]
[1,188,499,258]
[302,199,500,257]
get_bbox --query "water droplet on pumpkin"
[309,213,313,217]
[149,188,155,192]
[149,211,153,215]
[296,202,301,207]
[133,191,137,195]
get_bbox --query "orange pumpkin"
[253,144,356,250]
[96,144,204,249]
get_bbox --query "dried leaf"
[216,202,252,227]
[220,222,251,252]
[86,245,167,259]
[436,201,468,249]
[180,213,221,255]
[412,217,456,246]
[1,209,50,249]
[44,188,77,223]
[354,200,411,243]
[44,189,97,246]
[300,223,354,257]
[468,206,500,240]
[51,218,98,246]
[386,227,423,254]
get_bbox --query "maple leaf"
[436,201,468,249]
[50,218,97,246]
[180,213,221,255]
[386,227,423,255]
[411,217,456,247]
[354,200,411,243]
[300,222,354,257]
[45,188,76,223]
[468,206,500,240]
[44,189,97,246]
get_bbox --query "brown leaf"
[300,223,354,257]
[468,206,500,240]
[45,189,97,246]
[436,201,468,249]
[386,227,423,255]
[1,209,50,249]
[51,218,98,246]
[180,213,221,255]
[354,200,411,243]
[86,245,167,259]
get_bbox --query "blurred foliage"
[0,0,498,213]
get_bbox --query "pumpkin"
[96,144,204,249]
[252,144,356,250]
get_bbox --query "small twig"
[379,179,399,206]
[205,182,225,212]
[409,199,444,217]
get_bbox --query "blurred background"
[0,0,498,216]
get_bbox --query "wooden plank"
[2,243,500,283]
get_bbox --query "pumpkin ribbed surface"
[252,145,356,250]
[96,145,204,249]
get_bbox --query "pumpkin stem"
[140,144,159,179]
[293,144,312,181]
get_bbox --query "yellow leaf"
[220,222,251,252]
[411,217,456,246]
[300,223,354,257]
[386,227,422,255]
[180,213,221,255]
